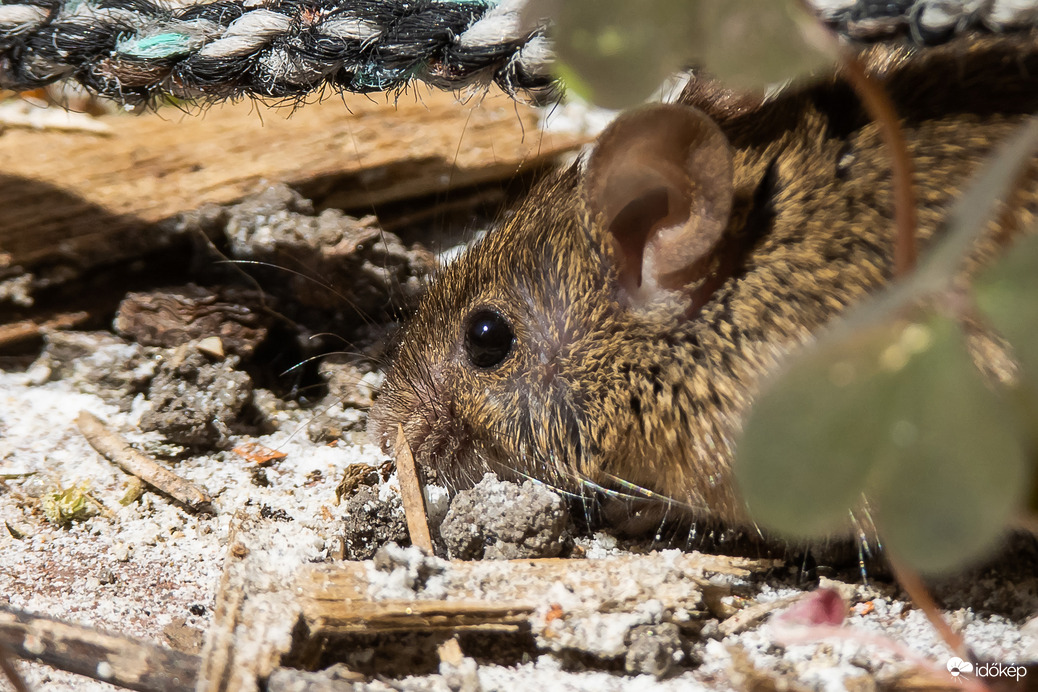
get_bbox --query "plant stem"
[793,0,919,278]
[888,558,972,661]
[840,53,918,279]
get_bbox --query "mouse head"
[368,104,736,500]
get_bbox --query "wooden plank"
[297,552,782,637]
[305,600,533,634]
[0,88,584,271]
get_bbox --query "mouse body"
[368,33,1038,534]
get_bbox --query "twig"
[394,425,434,554]
[75,411,214,514]
[298,552,781,636]
[719,594,800,636]
[196,508,249,692]
[0,605,199,692]
[0,312,89,349]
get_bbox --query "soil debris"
[439,473,573,560]
[138,343,257,449]
[115,284,272,358]
[624,622,685,678]
[31,331,155,408]
[179,184,436,318]
[341,487,409,560]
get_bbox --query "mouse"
[366,32,1038,536]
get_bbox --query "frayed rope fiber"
[0,0,1036,105]
[0,0,557,104]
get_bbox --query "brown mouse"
[367,33,1038,534]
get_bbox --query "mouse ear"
[584,104,735,308]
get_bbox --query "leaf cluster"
[737,122,1038,575]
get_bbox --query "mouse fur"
[368,33,1038,535]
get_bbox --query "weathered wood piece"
[197,508,309,692]
[0,89,584,274]
[113,286,271,358]
[0,605,200,692]
[76,410,214,513]
[297,552,782,638]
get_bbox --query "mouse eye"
[464,309,515,369]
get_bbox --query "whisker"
[504,468,593,503]
[282,395,360,447]
[549,473,662,506]
[308,332,351,345]
[215,258,340,298]
[214,259,377,328]
[280,353,331,377]
[597,471,705,513]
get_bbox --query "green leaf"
[537,0,691,108]
[534,0,832,109]
[975,230,1038,428]
[736,315,1028,574]
[736,319,912,538]
[865,320,1029,573]
[695,2,833,90]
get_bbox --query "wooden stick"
[0,642,29,692]
[0,312,89,349]
[0,605,200,692]
[305,599,533,634]
[394,425,434,553]
[197,509,248,692]
[75,411,214,514]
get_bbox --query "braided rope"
[0,0,556,104]
[0,0,1035,105]
[813,0,1038,43]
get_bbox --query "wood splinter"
[75,411,214,514]
[394,424,434,554]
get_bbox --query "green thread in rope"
[353,60,420,90]
[119,33,195,60]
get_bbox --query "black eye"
[464,309,514,369]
